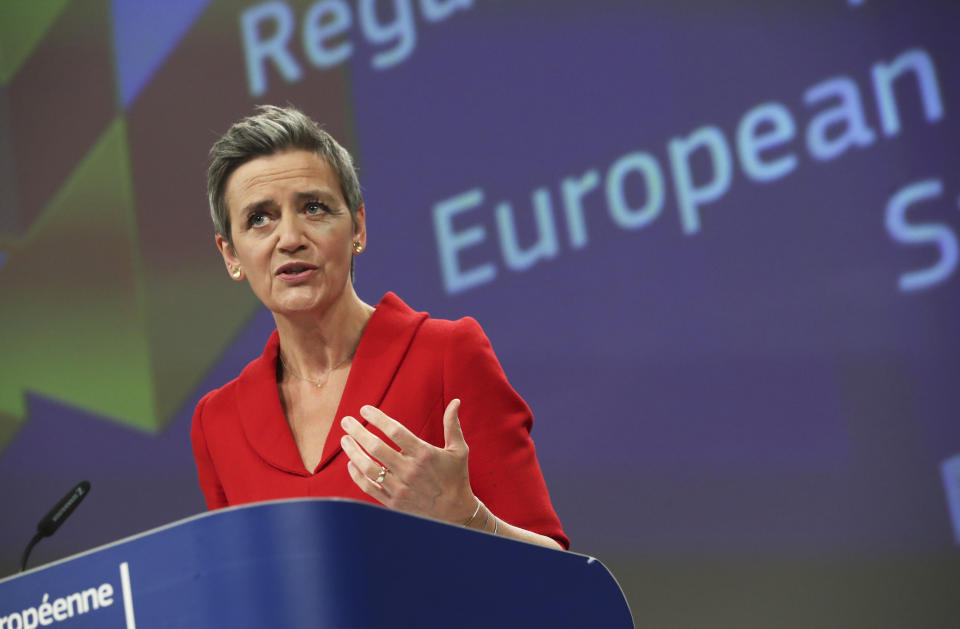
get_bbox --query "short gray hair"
[207,105,363,243]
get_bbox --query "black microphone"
[20,481,91,572]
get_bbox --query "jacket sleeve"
[191,392,229,510]
[443,317,569,549]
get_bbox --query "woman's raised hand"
[340,399,478,524]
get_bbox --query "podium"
[0,499,633,628]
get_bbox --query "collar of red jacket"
[233,292,428,475]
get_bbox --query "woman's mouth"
[276,262,318,281]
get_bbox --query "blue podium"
[0,499,632,628]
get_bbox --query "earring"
[231,267,242,279]
[353,242,363,254]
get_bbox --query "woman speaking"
[191,106,567,550]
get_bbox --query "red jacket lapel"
[234,293,428,475]
[316,292,428,472]
[234,330,308,476]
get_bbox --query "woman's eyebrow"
[295,189,339,204]
[241,198,276,215]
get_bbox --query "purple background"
[2,1,959,626]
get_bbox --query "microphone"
[20,481,91,572]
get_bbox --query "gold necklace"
[279,350,354,388]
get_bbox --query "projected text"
[241,0,474,96]
[433,47,950,295]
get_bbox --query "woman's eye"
[248,212,268,227]
[305,202,326,215]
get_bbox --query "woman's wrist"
[461,499,499,535]
[460,498,482,526]
[460,502,559,548]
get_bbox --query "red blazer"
[191,292,568,548]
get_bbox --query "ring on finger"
[375,466,387,484]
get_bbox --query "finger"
[442,399,466,452]
[359,405,422,453]
[341,434,391,486]
[340,416,404,469]
[346,460,390,502]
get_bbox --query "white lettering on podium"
[0,563,132,628]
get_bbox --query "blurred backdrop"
[1,0,959,626]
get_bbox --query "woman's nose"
[276,212,307,253]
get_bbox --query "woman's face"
[216,150,365,317]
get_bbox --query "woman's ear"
[215,234,244,280]
[353,204,367,250]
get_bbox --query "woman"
[192,106,567,550]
